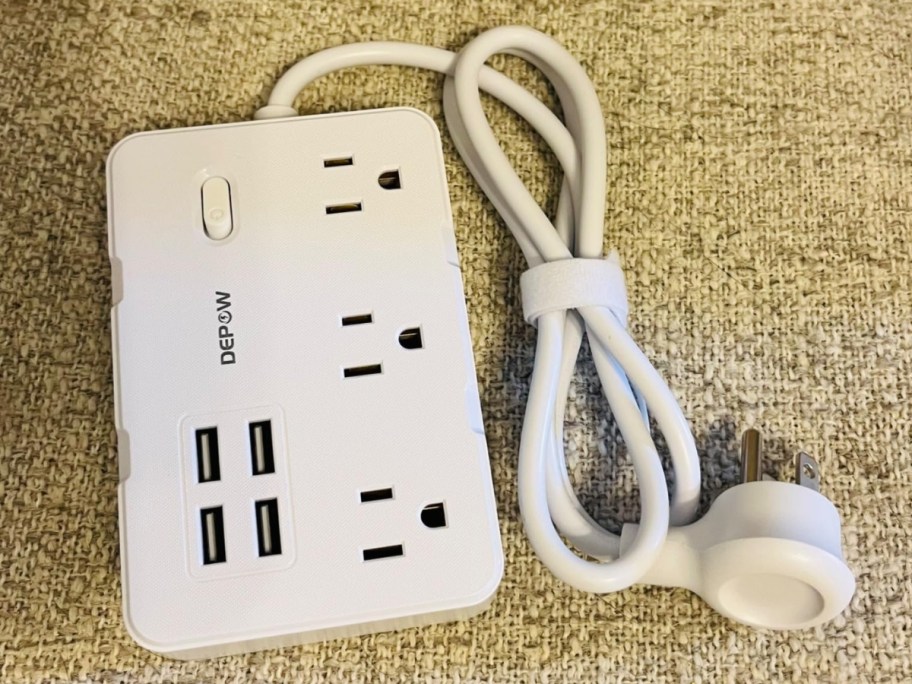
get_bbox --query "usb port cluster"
[194,420,283,566]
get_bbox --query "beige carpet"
[1,0,910,681]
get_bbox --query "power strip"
[108,109,502,659]
[108,26,854,660]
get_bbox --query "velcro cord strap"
[520,251,628,327]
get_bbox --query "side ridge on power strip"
[106,26,854,659]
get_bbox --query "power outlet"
[107,108,503,659]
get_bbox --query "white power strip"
[108,109,502,659]
[108,26,855,660]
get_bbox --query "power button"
[201,177,233,240]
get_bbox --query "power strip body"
[107,109,503,659]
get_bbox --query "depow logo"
[215,291,236,365]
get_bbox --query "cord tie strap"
[520,251,628,327]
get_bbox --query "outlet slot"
[326,201,362,215]
[323,156,353,168]
[341,313,373,326]
[255,499,282,557]
[343,363,382,378]
[195,427,221,483]
[398,327,423,350]
[249,420,276,476]
[420,502,447,528]
[362,544,404,561]
[360,487,394,503]
[200,507,227,564]
[378,169,402,190]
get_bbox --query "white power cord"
[256,26,854,627]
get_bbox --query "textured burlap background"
[1,0,910,681]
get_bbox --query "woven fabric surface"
[1,0,910,681]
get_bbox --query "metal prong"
[796,452,820,492]
[740,429,763,483]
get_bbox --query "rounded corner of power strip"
[121,595,244,661]
[467,551,505,615]
[120,599,182,659]
[447,531,505,620]
[380,106,444,143]
[106,128,161,175]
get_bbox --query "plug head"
[702,535,855,630]
[698,482,855,630]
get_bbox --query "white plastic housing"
[107,109,503,659]
[621,481,855,630]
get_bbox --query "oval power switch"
[201,176,233,240]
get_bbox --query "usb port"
[249,420,275,475]
[255,499,282,557]
[195,427,220,483]
[200,506,226,564]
